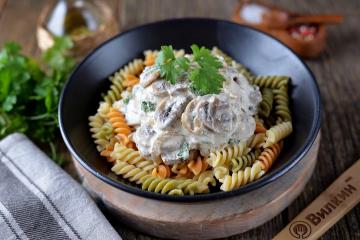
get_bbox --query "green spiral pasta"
[208,141,249,167]
[263,121,292,148]
[89,114,114,151]
[273,87,292,122]
[231,149,261,172]
[193,170,216,186]
[251,76,289,89]
[103,74,125,105]
[259,88,273,117]
[220,161,264,191]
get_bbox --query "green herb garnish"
[176,142,189,160]
[123,97,130,104]
[156,45,189,84]
[189,44,225,95]
[155,44,225,95]
[0,37,75,165]
[141,101,156,112]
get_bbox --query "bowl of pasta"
[59,18,321,203]
[59,18,321,238]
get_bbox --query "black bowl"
[59,18,321,202]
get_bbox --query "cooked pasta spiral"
[208,141,249,167]
[193,170,216,186]
[220,161,264,191]
[187,156,209,175]
[256,142,283,172]
[213,165,229,182]
[140,175,209,195]
[231,149,261,172]
[118,59,144,78]
[144,50,158,66]
[273,87,292,121]
[111,143,155,172]
[251,76,289,89]
[97,102,111,119]
[103,75,124,104]
[107,108,132,137]
[122,74,140,88]
[255,120,267,133]
[89,114,114,151]
[263,121,292,147]
[152,164,171,178]
[259,88,273,117]
[247,133,266,149]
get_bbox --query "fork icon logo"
[289,221,312,239]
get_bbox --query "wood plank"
[0,0,46,56]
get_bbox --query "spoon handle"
[289,14,344,26]
[273,159,360,240]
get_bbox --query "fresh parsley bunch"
[0,37,75,165]
[156,44,225,95]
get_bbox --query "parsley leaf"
[123,97,130,104]
[0,36,75,166]
[189,44,225,95]
[176,142,189,160]
[156,45,189,84]
[141,101,156,112]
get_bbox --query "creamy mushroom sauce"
[114,55,262,165]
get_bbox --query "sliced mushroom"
[139,66,160,87]
[182,95,237,135]
[149,80,170,97]
[132,123,156,159]
[154,96,189,129]
[151,131,186,165]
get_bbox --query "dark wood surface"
[0,0,359,239]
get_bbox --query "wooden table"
[0,0,359,239]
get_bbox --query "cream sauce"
[114,54,262,165]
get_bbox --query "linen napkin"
[0,133,121,240]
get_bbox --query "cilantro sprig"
[156,45,189,84]
[155,44,225,95]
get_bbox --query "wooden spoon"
[262,10,343,29]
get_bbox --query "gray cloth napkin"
[0,133,121,240]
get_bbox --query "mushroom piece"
[132,123,156,159]
[151,131,187,165]
[154,96,189,129]
[139,66,160,87]
[182,95,237,134]
[149,80,170,97]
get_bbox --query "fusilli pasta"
[220,161,264,191]
[263,121,292,148]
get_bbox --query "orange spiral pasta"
[256,141,283,172]
[100,145,115,163]
[107,108,132,136]
[187,156,209,176]
[144,50,157,66]
[152,164,171,178]
[255,120,267,133]
[122,74,140,87]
